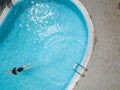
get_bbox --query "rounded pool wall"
[0,0,94,90]
[66,0,94,90]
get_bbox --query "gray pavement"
[74,0,120,90]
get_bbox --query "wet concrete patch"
[93,35,97,50]
[118,2,120,10]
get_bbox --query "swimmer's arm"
[22,63,32,70]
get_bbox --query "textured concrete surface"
[74,0,120,90]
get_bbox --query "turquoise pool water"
[0,0,89,90]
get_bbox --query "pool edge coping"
[0,0,17,24]
[66,0,94,90]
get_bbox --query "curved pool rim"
[66,0,94,90]
[0,0,94,90]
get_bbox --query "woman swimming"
[6,63,32,75]
[12,67,24,75]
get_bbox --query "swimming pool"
[0,0,94,90]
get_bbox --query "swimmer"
[11,67,24,75]
[6,63,32,75]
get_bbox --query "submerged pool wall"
[0,0,17,24]
[0,0,17,44]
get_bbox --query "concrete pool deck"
[74,0,120,90]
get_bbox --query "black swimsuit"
[17,67,24,72]
[12,67,17,75]
[12,67,24,75]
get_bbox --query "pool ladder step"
[73,63,88,77]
